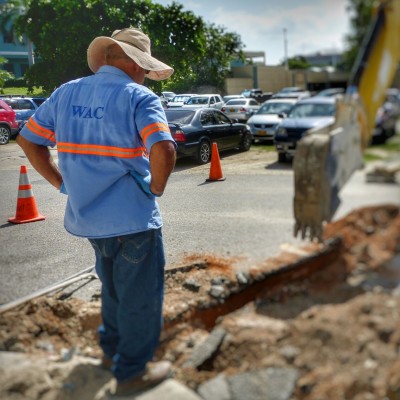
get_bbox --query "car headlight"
[276,127,287,137]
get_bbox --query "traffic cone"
[8,165,45,224]
[206,142,226,181]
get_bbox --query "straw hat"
[87,28,174,81]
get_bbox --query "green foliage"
[1,86,49,96]
[12,0,244,93]
[341,0,375,71]
[192,23,245,90]
[0,57,15,92]
[285,56,311,70]
[4,77,27,88]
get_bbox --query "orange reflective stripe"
[57,142,146,159]
[141,122,170,145]
[26,118,56,143]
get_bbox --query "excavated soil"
[0,204,400,400]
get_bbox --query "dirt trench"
[0,204,400,400]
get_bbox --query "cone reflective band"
[8,165,45,224]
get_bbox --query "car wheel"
[278,152,286,163]
[0,125,10,145]
[239,132,252,151]
[195,140,211,164]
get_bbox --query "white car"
[220,98,260,122]
[222,94,245,103]
[160,91,176,102]
[167,94,197,108]
[182,94,224,110]
[247,98,298,143]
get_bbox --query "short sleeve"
[135,92,176,152]
[19,92,58,148]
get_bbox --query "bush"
[4,77,27,88]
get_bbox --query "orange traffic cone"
[8,165,45,224]
[206,143,226,182]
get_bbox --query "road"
[0,142,399,305]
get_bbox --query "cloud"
[155,0,350,64]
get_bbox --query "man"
[17,28,176,396]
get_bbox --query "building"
[0,4,32,79]
[300,50,343,68]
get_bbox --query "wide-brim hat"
[87,28,174,81]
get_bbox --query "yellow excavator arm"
[293,0,400,241]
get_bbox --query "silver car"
[220,98,260,122]
[182,94,224,110]
[247,98,298,143]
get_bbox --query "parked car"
[247,98,298,143]
[222,94,245,103]
[165,108,252,164]
[241,89,273,103]
[315,87,345,97]
[372,101,399,144]
[167,94,197,108]
[2,96,47,129]
[220,98,260,122]
[182,94,224,110]
[274,96,336,162]
[0,99,19,145]
[160,91,176,103]
[371,88,400,144]
[272,87,311,100]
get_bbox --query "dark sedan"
[165,108,252,164]
[274,97,336,162]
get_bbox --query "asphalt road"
[1,142,399,305]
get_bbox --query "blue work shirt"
[20,65,175,238]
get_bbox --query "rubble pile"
[0,204,399,400]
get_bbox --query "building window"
[20,64,29,76]
[4,63,15,74]
[2,28,14,44]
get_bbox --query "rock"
[136,379,202,400]
[184,328,226,368]
[197,373,230,400]
[227,367,299,400]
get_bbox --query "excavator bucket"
[293,97,364,241]
[293,0,400,242]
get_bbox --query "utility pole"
[283,28,289,69]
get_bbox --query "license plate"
[258,130,266,136]
[230,108,235,112]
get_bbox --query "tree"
[284,56,310,70]
[192,23,244,91]
[14,0,244,93]
[341,0,375,71]
[0,56,15,93]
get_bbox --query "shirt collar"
[97,65,134,82]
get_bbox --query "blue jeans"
[89,228,165,382]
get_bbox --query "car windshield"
[288,102,336,118]
[226,100,246,106]
[171,96,191,103]
[32,98,46,106]
[257,102,294,115]
[186,97,209,105]
[165,110,195,125]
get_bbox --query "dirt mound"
[0,204,400,400]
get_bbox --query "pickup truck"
[242,89,273,103]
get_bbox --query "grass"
[364,133,400,162]
[1,86,49,97]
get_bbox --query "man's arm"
[149,140,176,196]
[16,135,63,190]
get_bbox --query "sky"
[153,0,351,65]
